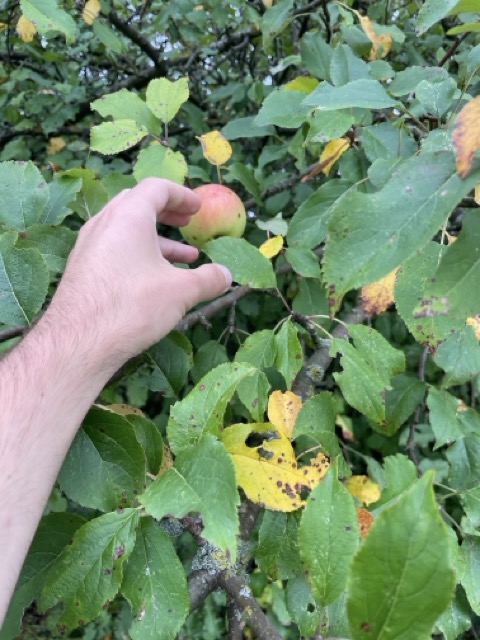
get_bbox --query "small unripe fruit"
[180,184,246,248]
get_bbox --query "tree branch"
[107,10,167,72]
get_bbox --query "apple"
[180,184,246,248]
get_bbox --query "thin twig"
[438,32,469,67]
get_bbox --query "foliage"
[1,0,480,638]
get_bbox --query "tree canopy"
[1,0,480,638]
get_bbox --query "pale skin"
[0,178,232,626]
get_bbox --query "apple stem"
[216,164,223,184]
[164,122,169,146]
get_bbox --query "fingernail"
[217,264,233,289]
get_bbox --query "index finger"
[119,178,201,223]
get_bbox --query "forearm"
[0,310,117,624]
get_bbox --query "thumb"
[183,263,233,308]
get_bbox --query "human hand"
[48,178,232,369]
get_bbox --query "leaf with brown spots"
[222,423,329,511]
[361,268,398,316]
[267,390,303,439]
[453,96,480,178]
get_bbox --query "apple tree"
[1,0,480,638]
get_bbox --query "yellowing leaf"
[358,14,392,59]
[475,183,480,205]
[16,15,37,42]
[158,444,173,476]
[361,268,398,316]
[82,0,101,25]
[345,475,381,506]
[0,22,8,33]
[302,138,350,181]
[103,403,145,417]
[259,235,284,259]
[357,507,374,539]
[267,390,302,439]
[453,96,480,178]
[466,315,480,340]
[222,423,329,512]
[263,0,274,6]
[47,136,66,155]
[197,130,233,166]
[284,76,319,93]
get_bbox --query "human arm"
[0,178,232,624]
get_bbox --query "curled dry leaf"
[453,96,480,178]
[356,507,374,539]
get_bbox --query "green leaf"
[40,509,139,629]
[323,152,480,311]
[145,77,189,124]
[330,44,370,87]
[416,0,460,35]
[447,434,480,491]
[0,513,85,640]
[237,370,271,422]
[257,213,288,236]
[448,22,480,34]
[360,123,417,162]
[256,511,302,580]
[285,247,321,278]
[0,236,49,325]
[389,66,449,96]
[92,20,124,53]
[416,77,457,117]
[294,392,336,438]
[255,89,311,128]
[275,319,303,389]
[226,163,262,203]
[434,326,480,386]
[58,406,146,512]
[298,467,358,606]
[139,435,239,559]
[449,0,480,13]
[347,472,456,640]
[20,0,76,43]
[331,325,405,426]
[462,486,480,528]
[395,242,453,345]
[167,362,256,455]
[91,89,159,133]
[38,174,82,225]
[122,518,189,640]
[303,79,397,111]
[125,413,163,476]
[191,340,228,384]
[300,32,333,80]
[235,330,277,368]
[16,224,76,272]
[0,160,49,231]
[460,536,480,615]
[262,0,294,51]
[287,180,351,249]
[373,454,417,507]
[67,169,109,221]
[222,116,275,139]
[203,237,276,289]
[307,110,356,143]
[286,575,321,637]
[384,374,426,436]
[292,278,329,322]
[145,332,192,397]
[90,120,148,155]
[134,145,187,184]
[415,213,480,327]
[428,387,468,450]
[436,587,472,640]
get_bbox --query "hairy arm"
[0,178,231,624]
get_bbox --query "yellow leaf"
[197,130,233,166]
[267,390,302,439]
[466,315,480,340]
[361,268,398,316]
[453,96,480,178]
[103,403,145,416]
[284,76,319,93]
[259,235,284,259]
[263,0,274,6]
[358,14,392,59]
[82,0,101,25]
[357,507,374,539]
[16,15,37,42]
[475,183,480,205]
[319,137,350,177]
[47,136,66,155]
[222,423,329,511]
[345,475,381,506]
